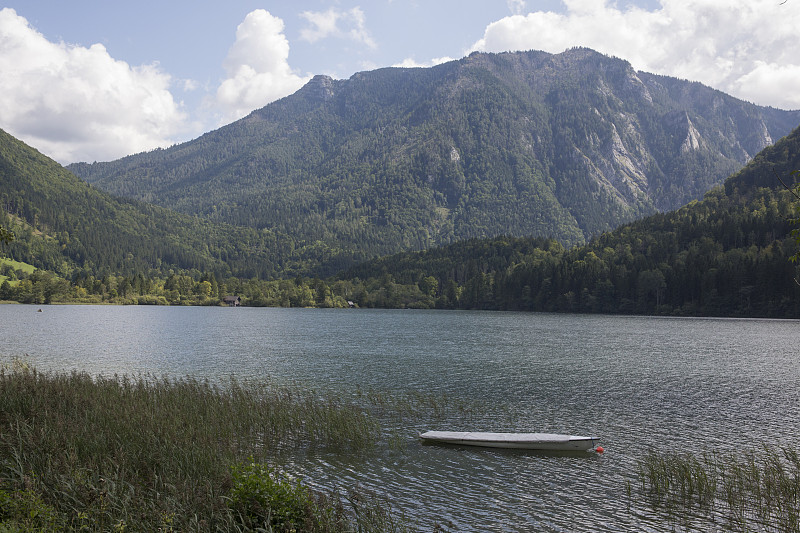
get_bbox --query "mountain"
[339,125,800,317]
[69,48,800,274]
[0,128,295,279]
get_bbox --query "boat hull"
[419,431,600,451]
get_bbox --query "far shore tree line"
[1,167,799,317]
[2,221,799,319]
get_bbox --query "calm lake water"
[1,304,799,531]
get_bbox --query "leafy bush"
[0,488,63,532]
[228,461,315,532]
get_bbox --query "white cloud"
[507,0,527,16]
[470,0,800,110]
[393,56,455,69]
[0,8,187,164]
[299,8,339,43]
[182,79,199,92]
[215,9,310,123]
[299,7,376,49]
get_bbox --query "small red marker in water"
[595,446,604,454]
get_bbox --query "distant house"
[222,295,241,307]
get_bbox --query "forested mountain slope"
[70,48,800,269]
[0,129,294,278]
[340,126,800,317]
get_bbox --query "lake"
[1,304,798,531]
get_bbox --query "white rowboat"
[419,431,601,452]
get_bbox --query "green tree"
[0,279,12,300]
[196,280,212,298]
[0,224,13,255]
[0,226,11,243]
[419,275,438,297]
[786,171,800,264]
[638,269,666,312]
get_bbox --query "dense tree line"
[3,178,797,317]
[2,178,798,315]
[335,188,799,317]
[0,266,358,308]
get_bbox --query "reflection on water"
[1,305,798,531]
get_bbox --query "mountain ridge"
[60,47,799,273]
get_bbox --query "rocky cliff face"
[303,74,335,101]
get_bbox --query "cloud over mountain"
[0,7,186,163]
[471,0,800,110]
[2,1,797,166]
[215,9,310,124]
[299,7,376,49]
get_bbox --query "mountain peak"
[301,74,336,101]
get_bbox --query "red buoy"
[595,446,604,454]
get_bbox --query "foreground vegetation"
[3,362,800,531]
[0,363,410,532]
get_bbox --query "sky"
[1,0,799,164]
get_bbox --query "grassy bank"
[0,258,34,287]
[0,363,408,532]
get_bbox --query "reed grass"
[637,446,800,532]
[0,365,410,531]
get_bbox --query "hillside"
[2,120,798,315]
[0,128,294,279]
[69,48,800,271]
[339,126,800,317]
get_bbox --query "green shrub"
[228,461,314,532]
[0,487,64,532]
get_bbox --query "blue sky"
[1,1,798,164]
